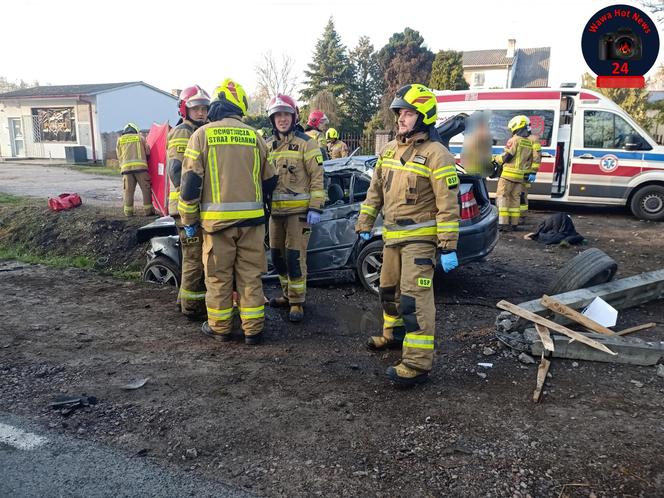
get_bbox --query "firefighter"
[116,123,154,217]
[167,85,210,319]
[493,115,533,231]
[461,111,493,178]
[326,128,349,159]
[266,95,325,323]
[178,79,277,345]
[520,124,542,222]
[356,84,460,387]
[305,110,330,160]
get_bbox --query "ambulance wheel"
[357,240,383,295]
[630,185,664,221]
[548,248,617,295]
[143,256,181,287]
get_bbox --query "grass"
[0,193,27,205]
[67,165,121,176]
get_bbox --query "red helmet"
[267,94,298,118]
[178,85,211,118]
[307,110,328,129]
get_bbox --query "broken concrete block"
[523,327,539,343]
[518,353,536,365]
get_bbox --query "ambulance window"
[487,110,554,147]
[583,111,650,150]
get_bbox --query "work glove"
[358,232,371,241]
[184,223,198,238]
[527,173,536,183]
[306,210,321,225]
[439,250,459,273]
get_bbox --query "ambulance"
[435,88,664,221]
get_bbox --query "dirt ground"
[2,204,664,497]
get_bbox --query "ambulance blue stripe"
[643,153,664,161]
[448,145,556,155]
[573,149,642,160]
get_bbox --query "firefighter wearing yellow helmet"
[356,83,460,387]
[116,122,154,217]
[492,115,534,230]
[178,79,277,344]
[326,128,349,159]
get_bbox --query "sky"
[2,0,662,101]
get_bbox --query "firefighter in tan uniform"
[326,128,349,159]
[167,85,210,319]
[266,94,325,322]
[305,110,330,160]
[493,115,533,231]
[179,79,277,345]
[356,84,460,386]
[519,127,542,221]
[116,123,154,216]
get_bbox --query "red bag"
[48,193,82,211]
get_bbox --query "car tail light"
[460,189,480,220]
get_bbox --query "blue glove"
[358,232,371,241]
[184,223,198,238]
[527,173,536,183]
[306,210,321,225]
[440,251,459,273]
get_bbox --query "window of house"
[31,107,77,142]
[583,110,650,150]
[472,72,485,87]
[487,109,555,147]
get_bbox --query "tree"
[0,77,38,94]
[345,36,382,134]
[429,50,469,91]
[376,28,434,128]
[252,51,298,114]
[301,17,353,111]
[306,90,340,127]
[582,72,651,127]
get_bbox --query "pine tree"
[345,37,382,134]
[429,50,469,91]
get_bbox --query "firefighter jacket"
[495,133,533,183]
[267,131,325,216]
[167,120,197,218]
[527,133,542,174]
[356,131,460,251]
[305,128,329,160]
[116,133,150,174]
[328,140,349,159]
[178,116,274,232]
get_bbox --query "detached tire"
[356,240,384,295]
[630,184,664,221]
[548,248,617,295]
[142,256,181,287]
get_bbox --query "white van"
[435,88,664,221]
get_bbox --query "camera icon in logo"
[599,28,642,61]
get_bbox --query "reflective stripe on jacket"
[116,133,149,173]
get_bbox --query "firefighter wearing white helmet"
[179,79,276,344]
[356,83,460,387]
[493,115,534,230]
[167,85,210,319]
[116,122,153,217]
[266,94,325,323]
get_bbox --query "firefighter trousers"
[203,225,266,336]
[269,214,311,304]
[177,226,206,316]
[122,171,154,216]
[520,182,531,216]
[496,177,522,226]
[379,242,437,372]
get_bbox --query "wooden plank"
[617,322,657,336]
[496,300,617,356]
[535,323,555,351]
[540,295,618,337]
[533,354,551,403]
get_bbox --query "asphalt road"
[0,412,254,498]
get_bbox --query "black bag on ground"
[531,212,584,245]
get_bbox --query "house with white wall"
[0,81,177,162]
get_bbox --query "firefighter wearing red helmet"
[356,84,460,387]
[167,85,210,319]
[305,110,330,160]
[267,95,325,322]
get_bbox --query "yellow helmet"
[508,115,529,133]
[213,78,249,116]
[326,128,339,140]
[124,122,140,134]
[390,84,437,126]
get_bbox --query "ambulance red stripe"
[571,163,639,177]
[436,91,561,103]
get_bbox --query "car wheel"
[356,240,383,295]
[547,248,617,295]
[630,184,664,221]
[142,256,181,287]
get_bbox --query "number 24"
[612,62,629,75]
